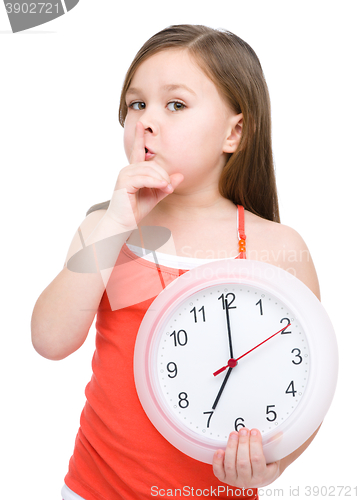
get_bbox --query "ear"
[223,113,243,154]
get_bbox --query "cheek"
[173,117,225,161]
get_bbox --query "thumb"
[130,122,145,164]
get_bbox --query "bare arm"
[31,122,184,361]
[31,210,132,360]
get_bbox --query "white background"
[1,1,360,499]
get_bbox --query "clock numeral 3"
[235,417,245,431]
[166,362,178,378]
[170,329,188,347]
[291,348,303,365]
[178,392,189,408]
[266,405,277,422]
[280,317,292,334]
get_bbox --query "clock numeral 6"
[234,417,245,431]
[178,392,189,408]
[166,362,178,378]
[266,405,277,422]
[170,329,188,347]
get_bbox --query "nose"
[138,106,159,136]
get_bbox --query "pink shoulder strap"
[237,205,246,259]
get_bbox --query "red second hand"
[213,324,290,376]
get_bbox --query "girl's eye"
[129,101,145,110]
[167,101,186,112]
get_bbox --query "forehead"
[127,49,217,96]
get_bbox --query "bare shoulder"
[245,211,321,299]
[64,209,108,266]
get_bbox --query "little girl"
[32,24,321,500]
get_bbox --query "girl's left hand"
[213,429,281,488]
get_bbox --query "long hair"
[88,25,279,222]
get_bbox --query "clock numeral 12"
[218,293,236,309]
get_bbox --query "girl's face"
[124,49,242,192]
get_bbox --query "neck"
[154,188,235,221]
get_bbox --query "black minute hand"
[225,298,234,358]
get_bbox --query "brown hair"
[88,25,279,222]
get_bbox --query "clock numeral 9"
[166,362,178,378]
[170,329,188,347]
[178,392,189,409]
[291,348,303,365]
[266,405,277,422]
[280,317,291,334]
[235,417,245,431]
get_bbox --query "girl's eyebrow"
[161,84,196,95]
[126,83,196,97]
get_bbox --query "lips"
[145,147,155,160]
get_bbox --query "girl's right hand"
[106,122,184,229]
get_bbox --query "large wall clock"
[134,259,338,464]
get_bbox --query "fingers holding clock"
[247,429,279,486]
[213,429,280,488]
[213,429,252,485]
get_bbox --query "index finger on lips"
[130,122,145,164]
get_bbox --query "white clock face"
[153,283,310,445]
[135,259,337,464]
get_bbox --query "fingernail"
[167,184,173,192]
[251,429,258,436]
[230,432,239,440]
[240,429,248,436]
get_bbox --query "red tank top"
[64,206,258,500]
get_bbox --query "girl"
[31,24,321,500]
